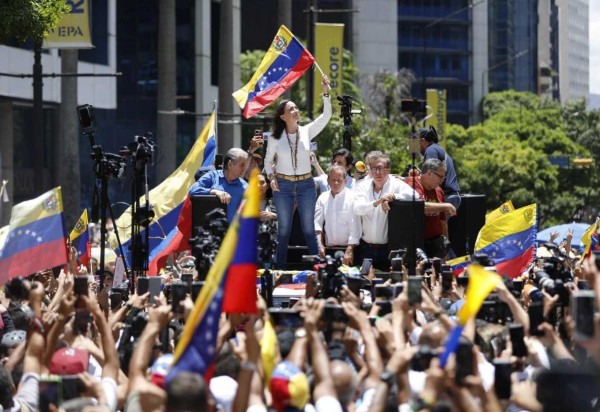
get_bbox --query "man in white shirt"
[314,165,361,265]
[353,151,416,269]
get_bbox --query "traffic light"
[573,158,594,168]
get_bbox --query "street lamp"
[480,48,530,122]
[420,0,486,99]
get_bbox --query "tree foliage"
[0,0,69,43]
[451,90,600,227]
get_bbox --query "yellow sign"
[44,0,93,49]
[313,23,344,111]
[426,89,447,147]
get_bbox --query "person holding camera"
[418,126,461,211]
[404,158,456,259]
[188,147,249,222]
[264,75,332,268]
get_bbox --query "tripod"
[124,134,156,280]
[78,104,132,292]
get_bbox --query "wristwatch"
[379,369,397,386]
[295,328,307,339]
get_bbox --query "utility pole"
[32,42,44,195]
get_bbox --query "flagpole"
[213,100,219,155]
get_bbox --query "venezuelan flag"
[580,220,599,258]
[440,264,500,366]
[474,204,537,279]
[0,187,68,284]
[233,25,315,118]
[115,110,216,274]
[485,200,515,224]
[166,171,260,381]
[447,255,470,276]
[69,209,91,267]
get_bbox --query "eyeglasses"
[369,166,390,173]
[430,170,445,180]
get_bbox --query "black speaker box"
[191,195,227,234]
[448,194,486,257]
[388,199,425,252]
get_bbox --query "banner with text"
[426,89,447,148]
[44,0,93,49]
[313,23,344,111]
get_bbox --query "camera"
[190,208,229,280]
[411,345,438,372]
[303,252,345,299]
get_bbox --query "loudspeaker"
[388,199,425,252]
[191,195,227,234]
[448,194,486,257]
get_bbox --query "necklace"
[285,130,299,174]
[372,185,382,200]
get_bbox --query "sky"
[590,2,600,94]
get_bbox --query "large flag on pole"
[69,209,91,267]
[474,204,537,278]
[114,110,216,270]
[166,171,260,382]
[0,187,68,284]
[233,25,315,118]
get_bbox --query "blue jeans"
[273,178,319,268]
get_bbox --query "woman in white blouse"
[264,75,331,268]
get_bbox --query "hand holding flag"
[233,25,315,118]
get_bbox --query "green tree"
[451,90,597,227]
[360,68,416,121]
[0,0,69,42]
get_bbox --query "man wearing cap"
[418,126,461,210]
[314,165,361,265]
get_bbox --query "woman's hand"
[321,74,330,94]
[270,177,279,192]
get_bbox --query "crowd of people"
[2,232,600,411]
[2,75,600,412]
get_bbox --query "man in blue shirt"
[189,148,249,222]
[418,126,461,210]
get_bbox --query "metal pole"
[306,0,317,119]
[32,42,44,195]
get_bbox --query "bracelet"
[240,361,258,372]
[323,93,330,98]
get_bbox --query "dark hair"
[271,99,292,140]
[418,126,439,143]
[166,372,208,412]
[331,148,354,167]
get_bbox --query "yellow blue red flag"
[0,187,68,284]
[115,110,217,272]
[475,204,537,278]
[485,200,515,224]
[581,219,599,258]
[233,25,315,118]
[446,255,470,276]
[69,209,91,266]
[167,171,260,381]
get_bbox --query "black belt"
[361,241,388,250]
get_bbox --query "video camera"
[190,208,228,280]
[303,252,346,299]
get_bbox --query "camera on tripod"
[337,95,362,121]
[120,133,157,165]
